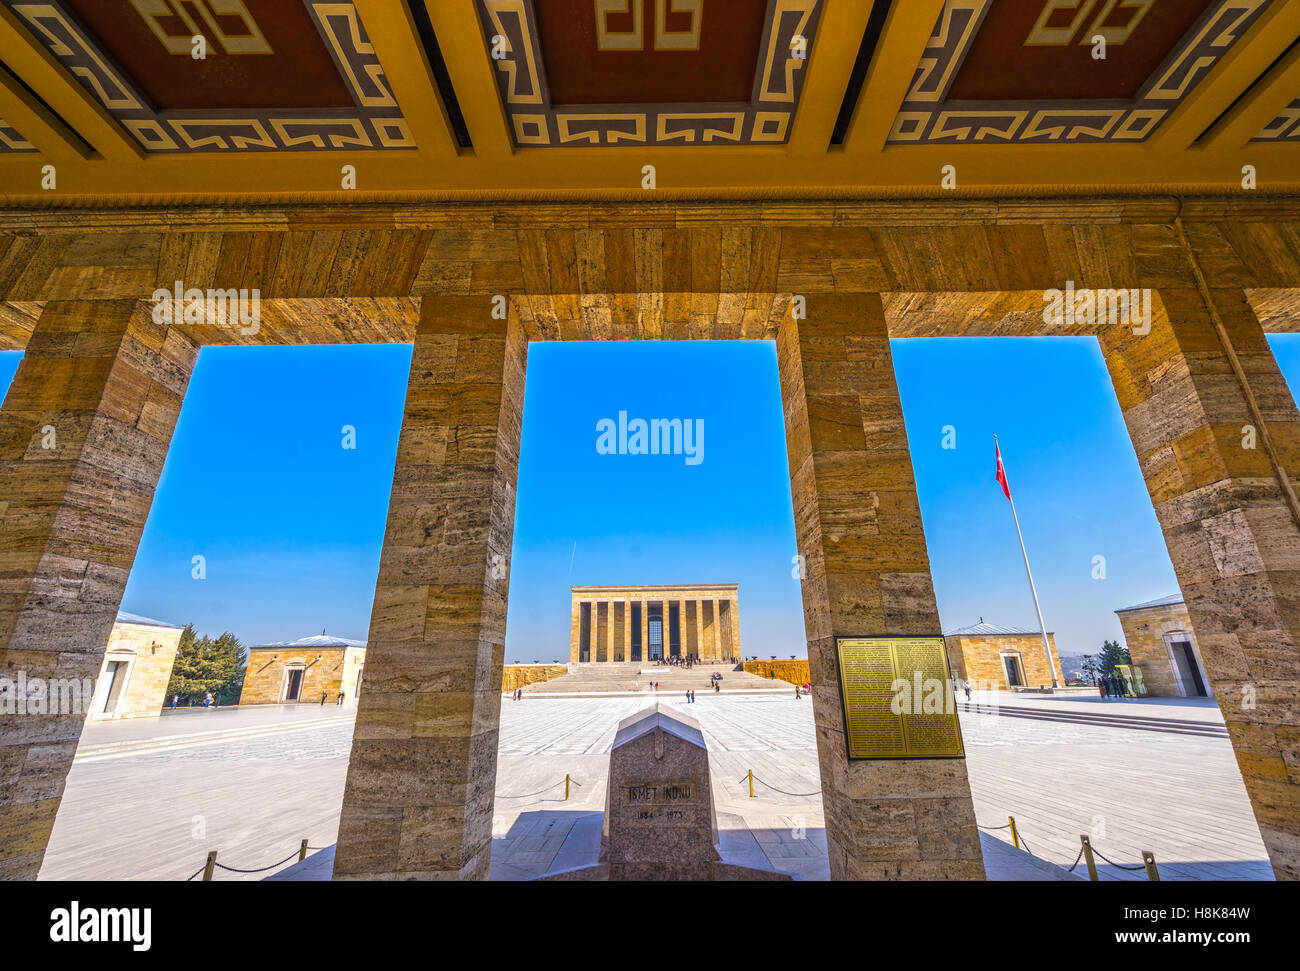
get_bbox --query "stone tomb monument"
[603,703,720,880]
[545,703,788,880]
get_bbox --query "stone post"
[333,295,525,881]
[640,598,649,663]
[1099,286,1300,880]
[776,292,983,880]
[0,300,196,880]
[569,595,581,663]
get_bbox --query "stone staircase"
[522,661,788,695]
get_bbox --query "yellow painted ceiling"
[0,0,1297,204]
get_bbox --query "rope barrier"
[1089,845,1148,871]
[1067,847,1084,873]
[746,772,821,797]
[212,849,302,875]
[496,776,578,800]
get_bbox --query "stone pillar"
[1099,286,1300,880]
[0,300,196,880]
[606,598,615,663]
[713,599,723,660]
[777,292,982,880]
[623,596,631,662]
[569,595,580,663]
[640,599,649,663]
[334,295,526,881]
[730,595,741,661]
[693,599,704,661]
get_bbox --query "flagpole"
[995,435,1058,688]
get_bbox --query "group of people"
[1096,673,1130,699]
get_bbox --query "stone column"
[693,599,704,661]
[713,599,723,660]
[0,300,196,880]
[1099,286,1300,880]
[640,598,649,663]
[730,595,741,661]
[334,295,526,881]
[569,595,581,663]
[777,292,982,880]
[606,599,615,663]
[623,596,631,662]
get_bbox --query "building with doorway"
[944,622,1063,690]
[570,585,740,663]
[90,612,185,720]
[1116,595,1213,699]
[238,633,366,706]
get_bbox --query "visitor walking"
[171,694,178,710]
[203,693,211,709]
[962,679,971,702]
[320,689,328,706]
[337,691,346,706]
[795,685,801,700]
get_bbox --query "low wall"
[743,659,809,686]
[503,664,569,693]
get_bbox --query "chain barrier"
[187,841,316,881]
[497,774,581,800]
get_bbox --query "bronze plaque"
[835,636,965,760]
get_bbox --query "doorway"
[1001,653,1024,688]
[1170,639,1208,697]
[284,667,305,701]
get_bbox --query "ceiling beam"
[353,0,458,158]
[1147,0,1300,154]
[420,0,513,159]
[787,0,877,156]
[840,0,945,156]
[0,5,143,162]
[0,63,91,164]
[1201,28,1300,151]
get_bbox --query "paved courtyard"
[40,690,1273,881]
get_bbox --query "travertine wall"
[238,648,362,706]
[0,301,195,880]
[743,659,810,686]
[501,664,568,693]
[334,297,525,881]
[778,293,983,880]
[3,199,1300,881]
[1100,287,1300,880]
[94,621,183,719]
[1117,602,1208,698]
[944,634,1062,690]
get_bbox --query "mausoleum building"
[90,612,184,721]
[239,633,366,706]
[1116,595,1214,699]
[570,585,739,663]
[943,622,1063,690]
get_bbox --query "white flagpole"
[996,435,1058,688]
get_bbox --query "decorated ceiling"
[0,0,1295,193]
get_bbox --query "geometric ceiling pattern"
[0,0,413,152]
[476,0,823,146]
[889,0,1271,144]
[0,0,1296,194]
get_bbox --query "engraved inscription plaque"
[835,636,965,760]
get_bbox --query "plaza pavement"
[39,690,1272,881]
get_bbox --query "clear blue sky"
[4,334,1300,663]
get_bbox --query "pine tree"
[1096,638,1131,675]
[166,625,247,704]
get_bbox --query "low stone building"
[91,612,185,720]
[239,633,366,706]
[1115,595,1213,699]
[570,584,740,663]
[943,622,1063,690]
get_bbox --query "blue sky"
[4,334,1300,663]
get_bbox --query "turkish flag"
[995,441,1011,500]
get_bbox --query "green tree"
[166,626,247,705]
[1096,638,1130,675]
